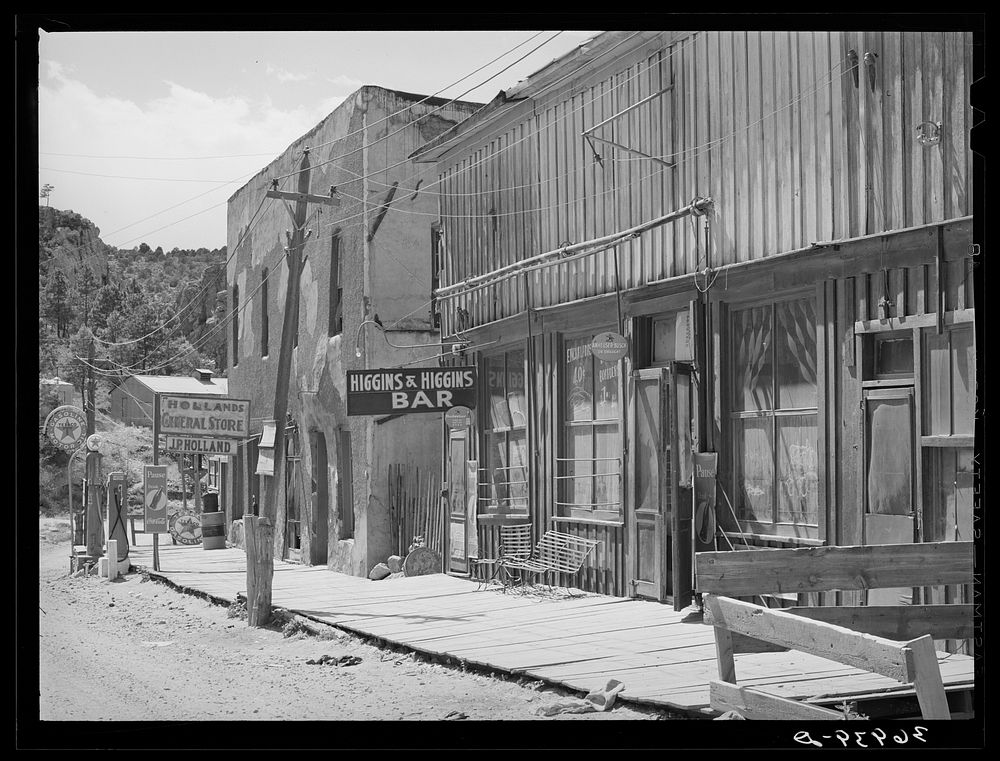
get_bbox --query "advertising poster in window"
[565,336,593,421]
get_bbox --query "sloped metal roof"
[130,374,230,395]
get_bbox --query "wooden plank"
[703,595,914,683]
[696,541,973,596]
[905,32,923,228]
[905,634,952,720]
[713,626,737,683]
[787,604,973,641]
[710,680,845,720]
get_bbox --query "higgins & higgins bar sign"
[347,368,476,416]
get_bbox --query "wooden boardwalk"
[128,536,974,717]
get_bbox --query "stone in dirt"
[368,563,391,580]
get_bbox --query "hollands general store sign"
[159,395,251,451]
[347,368,477,416]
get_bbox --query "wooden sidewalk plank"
[130,545,974,717]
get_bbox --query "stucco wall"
[225,87,479,576]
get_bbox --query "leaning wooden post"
[244,515,273,627]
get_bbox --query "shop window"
[328,232,342,337]
[337,430,354,540]
[480,349,528,516]
[261,268,269,357]
[651,309,695,364]
[560,333,622,520]
[285,424,302,554]
[862,330,914,382]
[231,284,239,367]
[730,297,819,529]
[922,325,976,437]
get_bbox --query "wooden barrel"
[201,510,226,550]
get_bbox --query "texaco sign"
[43,405,88,451]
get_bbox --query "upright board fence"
[388,464,445,559]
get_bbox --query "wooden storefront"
[417,30,977,613]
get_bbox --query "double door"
[627,363,695,610]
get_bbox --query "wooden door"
[862,387,917,605]
[446,430,469,573]
[670,362,695,611]
[627,368,669,601]
[309,430,329,566]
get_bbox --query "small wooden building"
[109,370,229,428]
[414,30,978,613]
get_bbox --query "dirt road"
[37,517,670,722]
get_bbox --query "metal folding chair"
[471,523,532,591]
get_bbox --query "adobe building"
[224,86,481,576]
[414,31,978,614]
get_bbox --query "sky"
[38,30,600,252]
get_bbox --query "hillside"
[38,205,229,513]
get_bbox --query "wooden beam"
[244,515,274,627]
[709,681,846,720]
[704,594,916,682]
[854,308,974,334]
[695,541,973,597]
[905,634,952,720]
[265,189,341,207]
[787,604,974,641]
[713,626,737,683]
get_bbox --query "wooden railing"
[696,541,974,720]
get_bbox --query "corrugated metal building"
[414,30,978,612]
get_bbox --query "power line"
[91,192,272,348]
[272,31,569,183]
[39,167,240,183]
[41,151,277,160]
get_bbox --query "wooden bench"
[696,541,974,720]
[500,529,601,591]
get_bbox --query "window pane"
[507,430,529,514]
[564,426,594,508]
[775,298,817,408]
[595,358,620,420]
[595,423,622,510]
[485,355,510,430]
[951,326,975,435]
[874,334,913,377]
[565,336,594,422]
[776,414,819,524]
[734,305,773,411]
[507,349,527,429]
[483,431,509,505]
[867,398,912,516]
[735,417,773,522]
[652,316,677,363]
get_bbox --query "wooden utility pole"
[244,148,338,627]
[86,335,96,435]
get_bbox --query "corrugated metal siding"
[437,31,972,334]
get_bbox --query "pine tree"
[43,269,73,338]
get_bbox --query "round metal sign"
[590,331,629,362]
[444,405,473,429]
[43,405,87,451]
[169,511,202,546]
